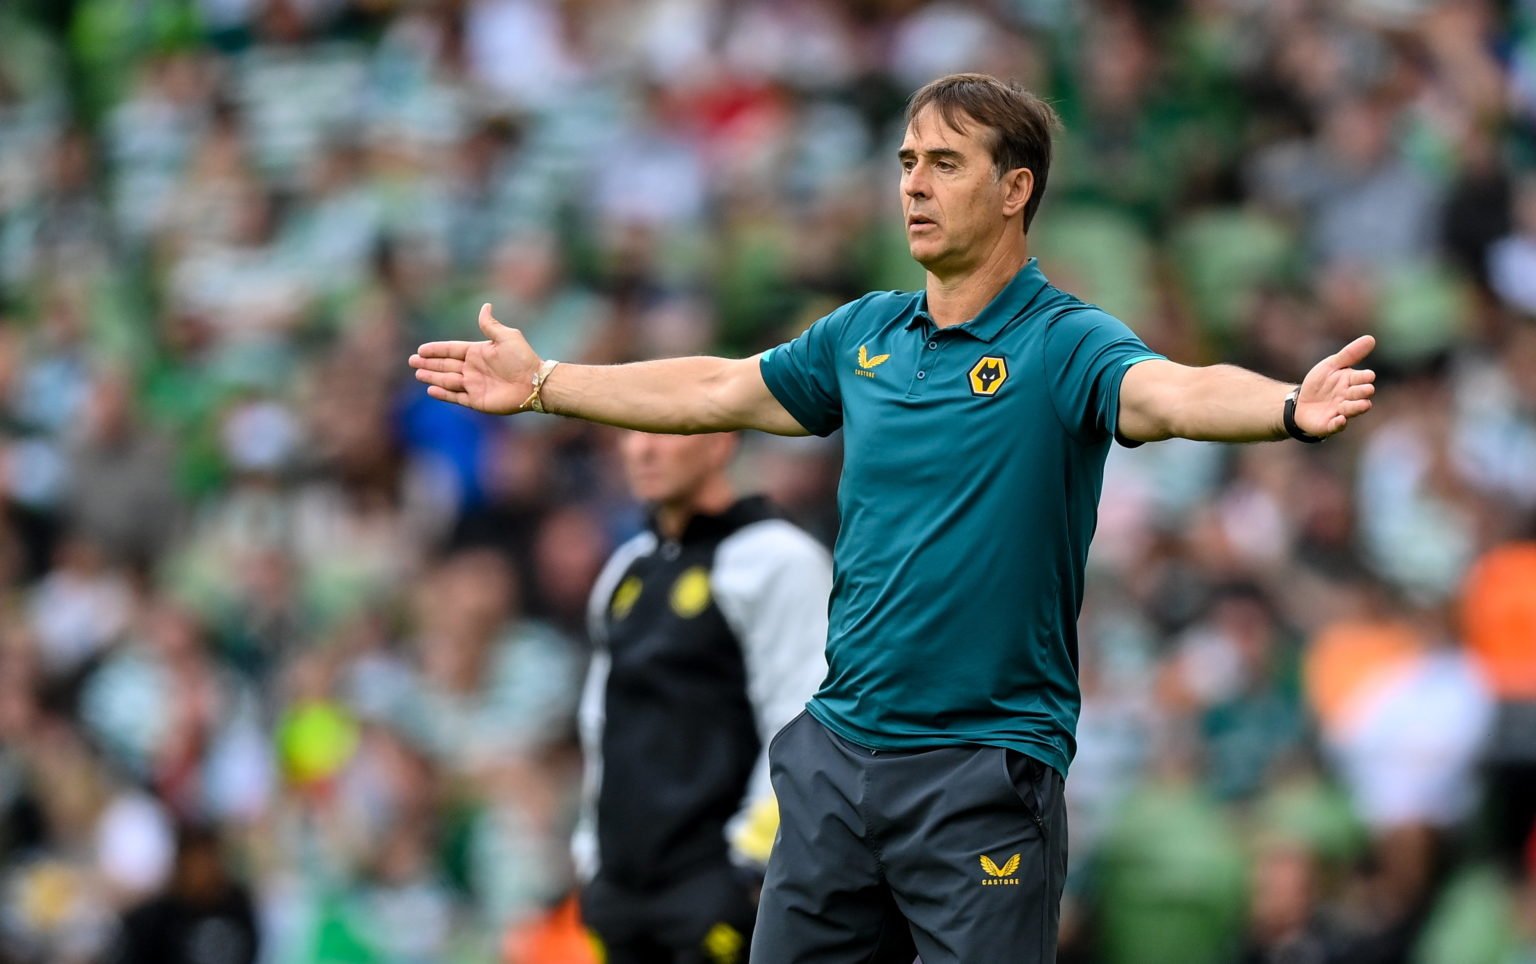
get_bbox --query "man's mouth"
[908,214,936,229]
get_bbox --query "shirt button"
[927,341,938,350]
[916,371,926,380]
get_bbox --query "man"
[110,823,260,964]
[410,73,1377,962]
[573,430,830,963]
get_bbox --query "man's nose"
[903,171,929,198]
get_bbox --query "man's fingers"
[409,355,464,374]
[1349,369,1375,385]
[426,385,471,406]
[415,369,466,393]
[1347,383,1375,400]
[1332,334,1376,369]
[415,341,472,361]
[478,303,509,342]
[1340,399,1372,417]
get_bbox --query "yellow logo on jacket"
[969,356,1008,397]
[610,575,642,620]
[670,567,712,618]
[702,922,745,963]
[854,345,890,378]
[979,852,1021,886]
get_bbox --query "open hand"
[409,304,540,414]
[1295,335,1377,437]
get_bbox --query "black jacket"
[574,497,831,888]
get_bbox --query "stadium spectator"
[108,822,260,964]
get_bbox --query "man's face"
[620,431,733,506]
[899,107,1030,273]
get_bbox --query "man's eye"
[901,160,915,172]
[936,162,955,173]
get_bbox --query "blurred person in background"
[1238,834,1344,964]
[402,547,579,767]
[398,548,583,945]
[574,429,830,964]
[1460,539,1536,873]
[63,369,182,568]
[79,596,271,824]
[108,822,258,964]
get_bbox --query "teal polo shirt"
[759,258,1164,776]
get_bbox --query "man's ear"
[1001,168,1034,220]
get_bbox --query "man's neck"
[925,235,1030,329]
[654,482,736,541]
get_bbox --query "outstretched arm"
[1117,335,1377,443]
[409,304,808,435]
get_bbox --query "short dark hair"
[905,73,1062,232]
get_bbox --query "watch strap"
[1283,387,1324,444]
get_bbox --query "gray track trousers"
[750,710,1068,964]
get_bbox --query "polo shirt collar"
[903,258,1049,342]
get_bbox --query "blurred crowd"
[1,0,1535,961]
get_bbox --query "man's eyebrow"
[897,147,965,162]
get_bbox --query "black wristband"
[1283,387,1324,444]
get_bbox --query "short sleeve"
[758,301,858,437]
[1042,307,1165,445]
